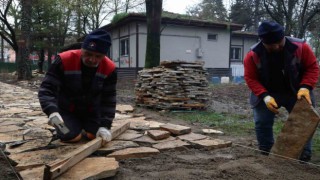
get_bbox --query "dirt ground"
[1,74,320,180]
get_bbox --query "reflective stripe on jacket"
[58,50,116,115]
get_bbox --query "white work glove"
[48,112,63,126]
[48,112,70,134]
[263,95,279,114]
[96,127,112,146]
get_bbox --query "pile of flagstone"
[135,60,210,110]
[0,81,229,179]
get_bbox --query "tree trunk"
[17,0,32,80]
[47,49,53,69]
[144,0,162,68]
[1,37,3,62]
[37,49,45,73]
[315,37,320,60]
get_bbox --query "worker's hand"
[48,112,63,126]
[297,88,311,104]
[263,95,279,114]
[96,127,112,146]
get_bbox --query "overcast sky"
[163,0,231,14]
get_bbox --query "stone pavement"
[0,81,232,179]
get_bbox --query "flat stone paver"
[107,147,160,160]
[147,130,171,140]
[152,139,189,151]
[160,123,191,135]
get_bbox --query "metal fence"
[0,62,48,73]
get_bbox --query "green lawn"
[168,111,320,157]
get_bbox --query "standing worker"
[38,29,117,145]
[244,21,319,162]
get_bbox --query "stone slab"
[113,117,149,130]
[160,123,191,135]
[0,107,32,116]
[0,118,25,126]
[23,128,52,140]
[191,139,232,150]
[25,116,48,126]
[116,104,134,113]
[107,147,159,160]
[25,110,44,116]
[0,133,23,143]
[9,146,77,171]
[147,130,171,140]
[0,125,24,133]
[133,135,176,144]
[177,132,208,142]
[114,113,132,120]
[152,139,189,151]
[58,157,119,180]
[97,140,140,154]
[132,113,144,117]
[115,130,143,141]
[19,166,45,180]
[202,129,224,135]
[271,99,320,159]
[148,120,164,129]
[7,140,47,154]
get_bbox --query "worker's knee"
[85,132,96,140]
[60,133,82,143]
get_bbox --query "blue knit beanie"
[82,29,111,55]
[258,21,284,44]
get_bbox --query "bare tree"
[71,0,145,35]
[263,0,320,38]
[308,14,320,59]
[0,0,19,55]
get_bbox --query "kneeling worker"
[38,29,117,145]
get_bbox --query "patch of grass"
[273,119,285,135]
[169,111,255,136]
[313,130,320,157]
[170,111,320,156]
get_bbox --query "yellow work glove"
[263,95,279,114]
[297,88,311,104]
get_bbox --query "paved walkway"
[0,81,231,179]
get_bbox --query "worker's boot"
[299,153,311,163]
[259,148,270,156]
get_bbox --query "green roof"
[103,11,243,31]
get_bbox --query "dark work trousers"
[56,109,101,141]
[253,92,315,158]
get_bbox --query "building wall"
[231,36,258,64]
[110,22,232,69]
[230,35,258,76]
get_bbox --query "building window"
[230,47,242,62]
[207,34,217,41]
[120,38,129,56]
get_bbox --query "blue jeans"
[253,93,313,158]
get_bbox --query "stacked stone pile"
[135,60,210,110]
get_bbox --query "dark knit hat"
[258,21,284,44]
[82,29,111,55]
